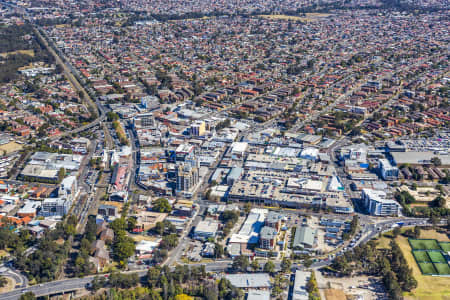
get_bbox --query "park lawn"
[409,239,440,250]
[434,263,450,276]
[0,49,34,58]
[397,235,450,300]
[0,250,9,258]
[0,277,15,293]
[375,233,393,249]
[412,251,430,262]
[419,230,450,242]
[427,251,446,264]
[439,242,450,252]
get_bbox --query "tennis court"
[439,242,450,252]
[412,250,430,262]
[434,263,450,275]
[428,251,447,263]
[418,262,436,274]
[409,239,440,250]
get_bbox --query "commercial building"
[230,142,248,158]
[228,208,267,250]
[194,218,219,240]
[98,204,118,218]
[292,270,311,300]
[133,113,155,128]
[225,273,271,289]
[339,144,367,163]
[41,198,71,217]
[379,159,399,180]
[265,211,283,231]
[133,211,167,231]
[293,226,316,249]
[226,167,243,185]
[300,147,319,161]
[191,120,206,137]
[175,144,194,161]
[259,226,278,250]
[247,290,270,300]
[20,152,83,182]
[176,163,199,192]
[59,175,77,202]
[140,96,160,110]
[110,164,130,201]
[17,201,41,218]
[362,188,400,216]
[391,151,450,167]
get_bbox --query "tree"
[113,231,136,263]
[175,295,193,300]
[160,234,178,250]
[154,221,165,235]
[263,260,276,274]
[19,292,36,300]
[106,111,119,122]
[432,196,446,208]
[244,202,252,214]
[0,276,8,288]
[232,255,249,272]
[430,214,439,227]
[127,217,137,231]
[57,167,65,182]
[221,210,239,224]
[90,275,106,291]
[393,226,401,238]
[413,226,421,238]
[214,243,224,258]
[306,272,320,300]
[109,272,139,289]
[281,257,292,273]
[153,198,172,213]
[251,259,260,272]
[430,157,441,166]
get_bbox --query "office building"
[259,226,278,250]
[191,120,206,137]
[379,159,399,180]
[41,198,71,217]
[176,163,199,192]
[362,188,400,216]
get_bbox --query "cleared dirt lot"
[316,271,388,300]
[0,141,23,154]
[258,13,331,22]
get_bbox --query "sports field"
[434,263,450,276]
[428,251,447,263]
[439,242,450,252]
[418,262,436,275]
[409,239,440,250]
[412,251,430,262]
[395,234,450,299]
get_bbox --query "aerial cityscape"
[0,0,448,299]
